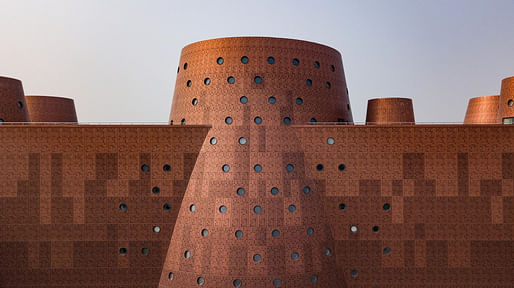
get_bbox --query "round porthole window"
[219,205,227,214]
[235,230,243,239]
[210,137,217,145]
[202,229,208,237]
[225,117,233,124]
[283,117,291,125]
[163,203,171,211]
[183,63,188,70]
[189,204,196,212]
[152,186,160,194]
[316,164,324,171]
[383,203,391,211]
[237,187,245,196]
[314,61,320,69]
[142,248,150,255]
[241,56,249,64]
[119,203,127,212]
[327,137,335,145]
[233,279,242,288]
[311,275,318,283]
[141,164,150,172]
[267,57,275,64]
[254,164,262,172]
[306,79,312,86]
[222,164,230,172]
[254,76,262,84]
[253,254,262,262]
[217,57,224,65]
[238,137,247,145]
[273,279,281,287]
[254,116,262,124]
[326,81,331,88]
[197,277,205,286]
[310,118,317,124]
[372,226,380,233]
[240,96,248,104]
[187,80,192,87]
[253,205,262,214]
[351,270,358,278]
[163,164,171,172]
[296,98,303,105]
[181,118,186,125]
[325,248,332,256]
[339,164,346,171]
[271,187,279,195]
[268,96,276,104]
[204,78,211,85]
[331,65,336,72]
[272,229,280,238]
[153,226,161,233]
[168,272,174,280]
[384,247,391,255]
[307,227,314,235]
[292,58,299,66]
[286,164,294,172]
[17,101,23,108]
[303,186,311,194]
[119,247,127,255]
[227,76,235,84]
[508,99,513,107]
[288,205,296,212]
[184,250,191,258]
[350,225,358,233]
[291,252,299,261]
[339,203,346,210]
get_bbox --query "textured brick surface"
[295,125,514,287]
[25,96,78,122]
[365,98,415,125]
[498,76,514,122]
[464,95,500,124]
[0,125,209,287]
[0,76,30,122]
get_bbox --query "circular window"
[217,57,224,65]
[16,101,23,109]
[142,248,149,255]
[233,279,242,288]
[254,76,262,84]
[350,225,358,233]
[219,205,227,214]
[119,247,127,255]
[326,81,331,89]
[153,226,161,233]
[222,164,230,172]
[240,96,248,104]
[316,164,324,171]
[241,56,249,64]
[163,164,171,172]
[508,99,513,107]
[351,270,358,278]
[191,98,197,106]
[331,65,335,72]
[310,118,317,124]
[168,272,174,280]
[338,164,346,171]
[163,203,171,211]
[303,186,311,194]
[183,63,188,70]
[227,76,235,84]
[187,80,192,87]
[152,186,160,194]
[307,227,314,235]
[225,117,233,125]
[197,277,205,286]
[311,275,318,283]
[184,250,191,258]
[210,137,217,145]
[286,164,294,172]
[141,164,150,172]
[119,203,127,212]
[291,252,299,261]
[283,117,291,125]
[339,203,346,210]
[204,78,211,85]
[253,205,262,214]
[372,226,380,233]
[292,58,299,66]
[296,98,303,105]
[383,203,391,211]
[236,187,245,196]
[268,96,276,104]
[314,61,320,69]
[272,229,280,238]
[383,247,391,255]
[254,116,262,124]
[181,119,186,125]
[238,137,247,145]
[201,229,208,237]
[271,187,279,195]
[273,279,281,287]
[253,254,261,262]
[288,205,296,212]
[267,57,275,64]
[327,137,335,145]
[306,79,312,86]
[235,230,243,239]
[190,204,196,212]
[254,164,262,172]
[325,248,332,256]
[0,119,4,123]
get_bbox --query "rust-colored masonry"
[1,37,514,288]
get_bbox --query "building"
[0,37,513,288]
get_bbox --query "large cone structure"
[25,95,78,122]
[497,76,514,123]
[0,76,30,122]
[160,37,353,287]
[463,95,500,124]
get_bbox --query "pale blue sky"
[1,0,513,123]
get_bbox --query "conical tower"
[0,76,30,122]
[160,37,353,287]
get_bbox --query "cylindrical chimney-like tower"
[161,37,350,287]
[25,96,78,122]
[365,97,414,124]
[0,76,30,122]
[497,76,514,124]
[463,95,500,124]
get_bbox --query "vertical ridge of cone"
[463,95,500,124]
[25,96,78,122]
[160,37,351,287]
[497,76,514,124]
[0,76,30,122]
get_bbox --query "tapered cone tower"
[365,97,414,125]
[463,95,500,124]
[497,76,514,124]
[160,37,353,287]
[25,96,78,122]
[0,76,30,122]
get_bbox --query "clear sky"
[1,0,513,123]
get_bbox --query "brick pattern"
[464,95,500,124]
[295,125,514,287]
[0,125,209,287]
[365,98,415,124]
[25,96,78,123]
[0,76,30,122]
[498,76,514,122]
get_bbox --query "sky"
[0,0,513,123]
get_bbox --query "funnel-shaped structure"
[160,37,352,287]
[0,76,30,122]
[25,96,78,122]
[365,97,414,124]
[497,76,514,124]
[463,95,500,124]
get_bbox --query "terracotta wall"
[365,98,415,125]
[0,76,30,122]
[498,77,514,123]
[25,96,78,122]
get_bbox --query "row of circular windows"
[177,117,349,125]
[217,163,346,173]
[185,76,332,88]
[167,274,322,287]
[180,57,337,72]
